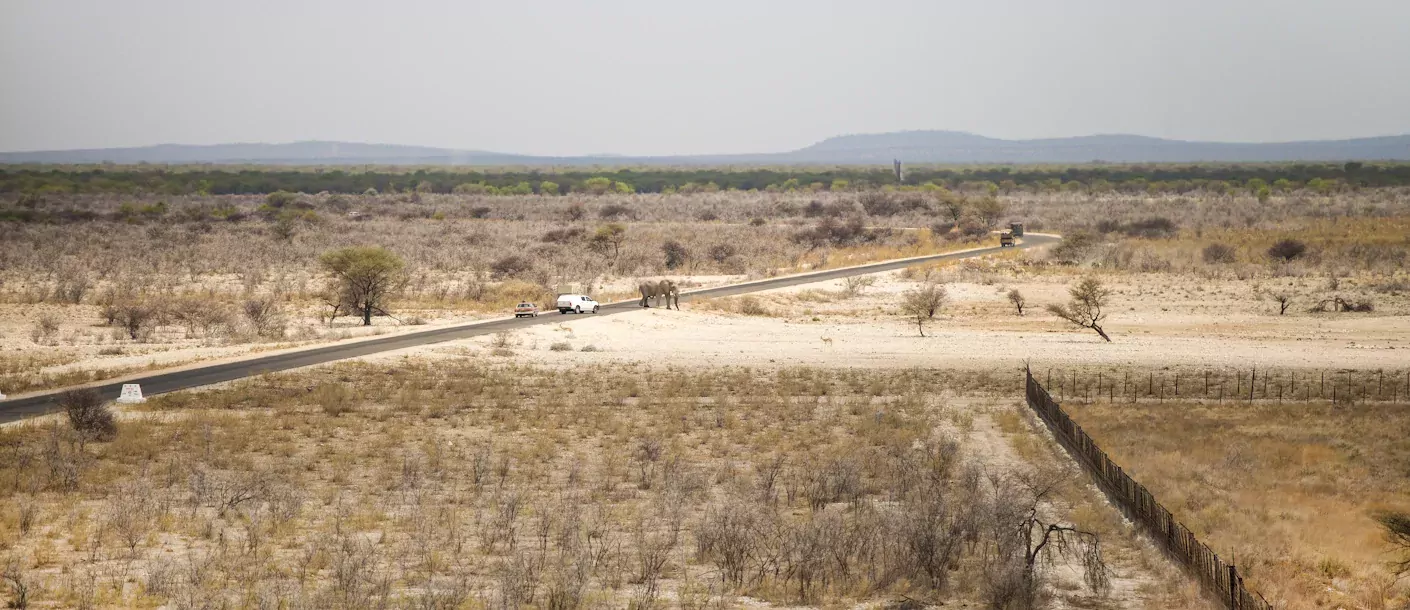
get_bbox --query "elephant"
[638,280,680,309]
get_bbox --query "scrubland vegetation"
[3,164,1410,609]
[0,362,1193,609]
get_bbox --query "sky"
[2,0,1409,156]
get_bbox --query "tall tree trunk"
[1092,324,1110,342]
[362,302,373,326]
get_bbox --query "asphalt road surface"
[0,234,1057,422]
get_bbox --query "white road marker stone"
[116,384,146,404]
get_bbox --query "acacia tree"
[589,224,628,261]
[901,282,948,337]
[1377,512,1410,576]
[1046,277,1113,342]
[973,197,1006,227]
[319,246,406,326]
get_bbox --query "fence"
[1024,368,1274,610]
[1039,367,1410,405]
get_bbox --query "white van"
[555,294,600,314]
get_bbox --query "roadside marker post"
[116,384,146,404]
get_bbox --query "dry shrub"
[1268,238,1308,261]
[311,383,354,416]
[738,296,770,316]
[29,315,59,345]
[1201,242,1238,264]
[242,297,285,338]
[59,388,117,447]
[491,255,535,279]
[168,297,234,339]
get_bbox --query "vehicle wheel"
[575,307,583,314]
[592,306,600,313]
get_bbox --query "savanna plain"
[1,169,1408,609]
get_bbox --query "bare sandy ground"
[362,269,1407,372]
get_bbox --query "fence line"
[1024,367,1274,610]
[1039,367,1409,405]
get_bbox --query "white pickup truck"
[555,294,601,314]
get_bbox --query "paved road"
[0,234,1057,422]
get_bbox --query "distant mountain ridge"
[4,131,1409,166]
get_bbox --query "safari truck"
[1009,222,1024,237]
[999,232,1016,247]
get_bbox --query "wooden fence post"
[1250,368,1256,402]
[1229,564,1239,609]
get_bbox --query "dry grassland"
[1064,398,1410,609]
[0,361,1207,609]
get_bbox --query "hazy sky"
[3,0,1409,155]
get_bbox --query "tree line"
[3,162,1409,196]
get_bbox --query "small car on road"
[513,302,539,318]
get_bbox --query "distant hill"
[4,131,1408,166]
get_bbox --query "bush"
[859,192,902,217]
[265,191,298,208]
[1123,217,1178,238]
[549,341,573,352]
[707,243,738,264]
[30,315,60,345]
[541,227,585,244]
[242,298,284,338]
[738,297,769,316]
[563,203,586,221]
[60,389,117,446]
[793,217,872,248]
[598,204,631,220]
[957,218,990,239]
[1049,231,1100,264]
[469,207,491,219]
[1202,243,1237,264]
[491,255,535,279]
[748,217,767,226]
[663,241,690,270]
[1268,238,1308,261]
[1097,217,1178,238]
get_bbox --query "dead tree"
[1007,289,1027,315]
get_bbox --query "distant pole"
[1250,367,1256,401]
[894,159,904,184]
